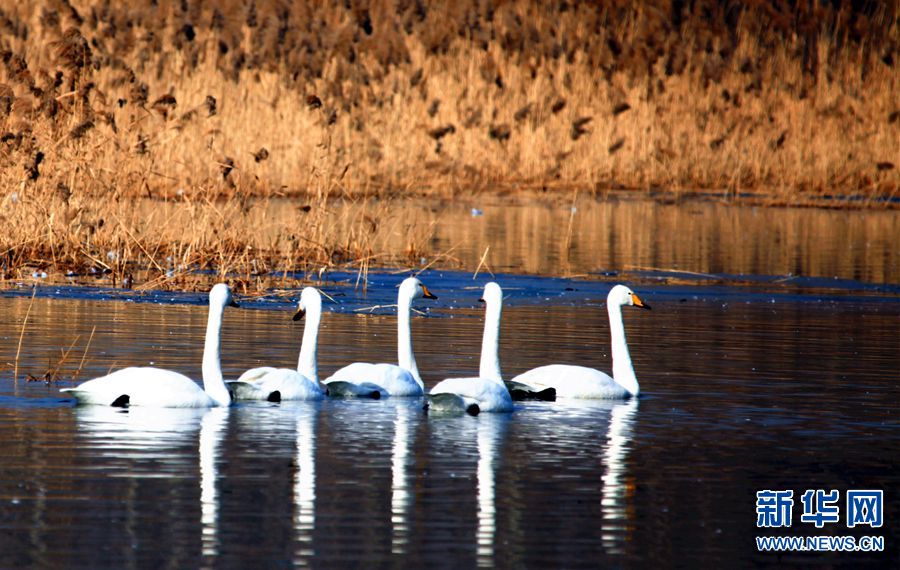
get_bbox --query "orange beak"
[631,293,651,310]
[422,285,437,300]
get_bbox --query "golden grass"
[0,1,897,286]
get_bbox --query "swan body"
[509,284,649,399]
[429,282,514,414]
[428,377,512,414]
[325,363,416,396]
[228,287,325,401]
[324,277,436,397]
[229,368,323,401]
[508,365,633,399]
[61,283,238,408]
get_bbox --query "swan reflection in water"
[70,396,637,563]
[391,403,411,554]
[230,401,321,567]
[599,399,638,554]
[73,406,230,566]
[476,414,510,568]
[509,399,639,557]
[199,407,229,561]
[427,411,510,567]
[292,403,318,565]
[543,399,639,555]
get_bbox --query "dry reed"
[0,1,896,288]
[13,286,36,381]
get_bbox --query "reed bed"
[0,1,897,287]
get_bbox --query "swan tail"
[504,381,556,402]
[325,381,382,399]
[424,393,480,416]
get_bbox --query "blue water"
[0,271,897,566]
[2,266,897,312]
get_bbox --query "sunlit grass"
[0,1,896,287]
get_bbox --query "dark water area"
[0,271,897,566]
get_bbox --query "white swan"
[508,284,650,399]
[60,283,238,408]
[227,287,325,401]
[323,277,436,397]
[428,282,514,414]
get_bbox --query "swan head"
[399,276,437,301]
[292,287,322,321]
[479,282,503,306]
[210,283,239,308]
[608,284,650,310]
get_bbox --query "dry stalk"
[563,190,579,254]
[0,1,894,290]
[473,246,493,280]
[47,334,82,382]
[73,326,96,382]
[13,287,37,383]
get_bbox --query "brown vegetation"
[0,1,897,287]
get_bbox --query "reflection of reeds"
[0,1,896,286]
[393,191,898,284]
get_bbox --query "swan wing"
[236,366,278,383]
[511,365,629,399]
[325,362,379,383]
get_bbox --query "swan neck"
[397,295,423,387]
[202,301,232,406]
[297,306,320,383]
[479,300,503,383]
[608,302,639,396]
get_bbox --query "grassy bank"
[0,1,897,287]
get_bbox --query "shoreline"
[2,190,898,291]
[2,266,897,312]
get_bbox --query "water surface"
[34,192,900,290]
[0,276,897,566]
